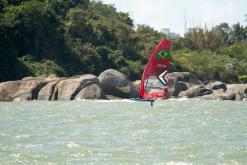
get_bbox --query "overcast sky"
[101,0,247,35]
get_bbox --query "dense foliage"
[172,23,247,83]
[0,0,247,83]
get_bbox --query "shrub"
[19,55,65,77]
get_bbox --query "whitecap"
[67,142,80,148]
[25,144,43,149]
[15,134,31,139]
[10,153,20,158]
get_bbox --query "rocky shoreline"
[0,69,246,101]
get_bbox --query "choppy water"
[0,99,247,165]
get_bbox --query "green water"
[0,100,246,165]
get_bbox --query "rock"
[178,85,213,98]
[173,81,190,97]
[167,72,203,85]
[201,84,247,101]
[201,92,235,100]
[0,78,57,101]
[75,83,106,100]
[106,95,123,100]
[165,72,203,97]
[132,80,141,92]
[215,88,226,93]
[52,74,104,100]
[226,84,247,101]
[98,69,138,98]
[38,80,62,100]
[207,81,227,91]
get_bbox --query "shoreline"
[0,69,247,102]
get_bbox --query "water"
[0,99,246,165]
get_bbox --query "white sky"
[101,0,247,35]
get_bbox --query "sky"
[101,0,247,35]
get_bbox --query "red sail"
[139,39,172,99]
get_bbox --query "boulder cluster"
[166,72,247,101]
[0,69,246,101]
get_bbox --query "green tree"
[47,0,89,18]
[135,24,164,59]
[209,23,230,48]
[0,0,7,12]
[183,28,207,50]
[229,23,245,44]
[64,7,93,43]
[2,0,59,58]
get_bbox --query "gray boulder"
[207,81,227,91]
[178,85,213,98]
[165,72,202,97]
[201,91,235,100]
[98,69,138,98]
[167,72,203,85]
[75,83,106,100]
[173,81,190,97]
[201,84,247,101]
[226,84,247,101]
[132,80,141,91]
[38,79,62,100]
[52,74,104,100]
[0,78,57,101]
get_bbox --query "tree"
[64,8,93,43]
[183,28,207,50]
[0,0,7,12]
[205,23,230,50]
[2,0,59,58]
[229,23,245,44]
[47,0,89,17]
[135,24,163,59]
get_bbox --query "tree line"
[171,21,247,82]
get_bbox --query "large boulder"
[178,85,213,98]
[98,69,138,98]
[0,78,58,101]
[226,84,247,101]
[52,74,105,100]
[75,83,106,100]
[167,72,203,85]
[172,80,190,97]
[207,81,227,91]
[38,79,62,100]
[201,92,235,100]
[166,72,202,97]
[201,84,247,101]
